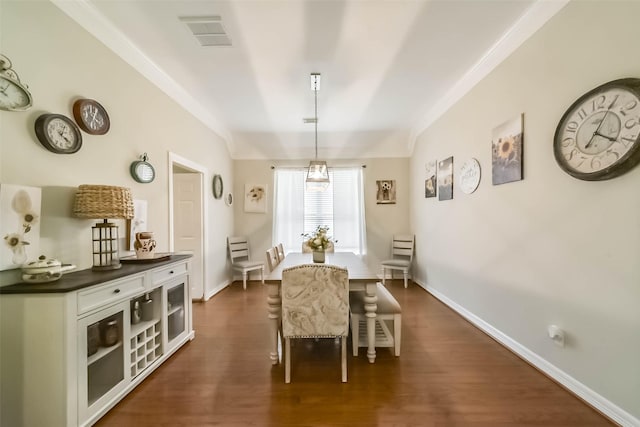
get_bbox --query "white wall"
[233,158,410,272]
[410,1,639,423]
[0,1,234,295]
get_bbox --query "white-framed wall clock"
[459,158,481,194]
[0,54,32,111]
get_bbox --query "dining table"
[265,252,380,363]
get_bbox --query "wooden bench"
[349,282,401,356]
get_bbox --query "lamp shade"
[306,160,330,192]
[73,185,134,219]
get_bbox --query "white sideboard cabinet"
[0,254,194,427]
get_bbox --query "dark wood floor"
[97,280,613,426]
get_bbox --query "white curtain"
[273,167,366,255]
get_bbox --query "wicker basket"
[73,185,134,219]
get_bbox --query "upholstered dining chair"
[380,234,415,288]
[227,236,265,290]
[266,247,279,272]
[281,264,350,383]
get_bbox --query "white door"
[173,173,204,299]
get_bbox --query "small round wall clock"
[459,158,481,194]
[130,153,155,183]
[0,54,33,112]
[224,193,233,206]
[554,78,640,181]
[212,174,223,199]
[73,98,110,135]
[34,113,83,154]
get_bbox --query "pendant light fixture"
[306,73,330,192]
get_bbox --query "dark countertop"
[0,254,192,295]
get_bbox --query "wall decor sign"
[0,184,41,270]
[459,158,481,194]
[425,161,437,198]
[492,114,523,185]
[376,180,396,204]
[244,184,267,213]
[438,157,453,201]
[126,199,148,251]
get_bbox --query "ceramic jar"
[134,231,156,259]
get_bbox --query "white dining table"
[265,252,380,364]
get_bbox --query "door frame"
[168,151,208,300]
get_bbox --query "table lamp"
[73,185,134,270]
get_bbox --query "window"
[273,167,366,255]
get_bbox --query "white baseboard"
[414,279,638,427]
[204,279,231,301]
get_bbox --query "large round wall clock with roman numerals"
[554,78,640,181]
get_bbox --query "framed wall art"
[438,157,453,201]
[459,158,481,194]
[425,160,437,198]
[0,184,41,270]
[376,180,396,204]
[492,113,523,185]
[126,199,148,250]
[244,184,267,213]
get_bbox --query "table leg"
[267,283,282,364]
[364,282,378,363]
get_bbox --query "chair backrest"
[228,236,252,264]
[281,264,349,338]
[276,243,285,261]
[266,247,279,271]
[391,234,414,262]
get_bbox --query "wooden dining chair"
[227,236,264,290]
[266,247,279,272]
[276,243,285,262]
[380,234,414,288]
[281,264,350,383]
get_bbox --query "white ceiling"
[52,0,567,160]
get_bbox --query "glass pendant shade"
[306,160,330,192]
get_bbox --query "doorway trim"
[168,151,208,300]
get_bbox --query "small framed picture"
[244,184,267,213]
[376,180,396,204]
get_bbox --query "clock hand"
[585,109,611,149]
[594,130,617,142]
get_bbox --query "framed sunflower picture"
[492,113,523,185]
[244,184,267,213]
[425,160,437,198]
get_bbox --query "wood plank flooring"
[96,280,613,426]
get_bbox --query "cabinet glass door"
[166,281,187,344]
[78,301,128,423]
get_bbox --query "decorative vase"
[312,250,325,263]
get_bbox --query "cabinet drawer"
[78,276,144,314]
[151,262,187,286]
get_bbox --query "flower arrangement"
[301,225,336,252]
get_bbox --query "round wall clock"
[212,174,223,199]
[73,98,110,135]
[130,153,155,183]
[554,78,640,181]
[34,113,83,154]
[224,192,233,206]
[459,158,481,194]
[0,54,33,111]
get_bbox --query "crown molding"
[408,0,570,153]
[50,0,234,153]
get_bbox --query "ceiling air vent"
[180,16,232,47]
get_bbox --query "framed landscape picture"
[438,157,453,201]
[492,114,523,185]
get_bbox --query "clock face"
[130,161,155,183]
[554,78,640,180]
[34,114,82,154]
[0,76,32,111]
[73,99,110,135]
[212,175,224,199]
